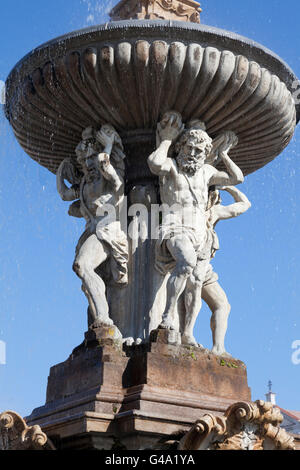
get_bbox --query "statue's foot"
[158,318,175,330]
[123,337,143,346]
[181,334,198,347]
[211,346,232,358]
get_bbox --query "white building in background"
[266,381,300,435]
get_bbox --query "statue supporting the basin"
[55,113,248,351]
[178,185,251,356]
[56,125,128,331]
[148,111,244,346]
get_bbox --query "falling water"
[79,0,115,25]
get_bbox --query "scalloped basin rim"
[4,19,299,178]
[5,19,300,122]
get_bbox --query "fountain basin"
[5,20,299,176]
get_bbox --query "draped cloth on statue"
[76,222,128,285]
[155,224,207,276]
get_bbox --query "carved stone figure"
[178,401,295,451]
[56,125,128,330]
[148,111,244,345]
[177,185,251,355]
[110,0,202,23]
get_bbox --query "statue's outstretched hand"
[96,127,115,148]
[59,158,81,185]
[218,131,238,156]
[98,152,110,165]
[157,111,184,145]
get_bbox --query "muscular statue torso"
[160,163,215,207]
[159,161,217,229]
[82,175,123,219]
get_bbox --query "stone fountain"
[3,0,299,450]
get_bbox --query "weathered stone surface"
[110,0,202,23]
[149,328,181,345]
[27,334,251,449]
[84,325,123,345]
[46,341,127,403]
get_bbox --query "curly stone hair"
[175,128,213,157]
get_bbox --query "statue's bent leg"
[73,234,111,326]
[201,282,231,357]
[181,260,208,346]
[160,235,197,330]
[182,278,203,347]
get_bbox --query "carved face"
[176,131,212,175]
[77,139,102,182]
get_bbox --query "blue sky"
[0,0,299,416]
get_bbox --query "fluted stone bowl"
[5,20,299,178]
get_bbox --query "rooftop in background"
[265,382,300,435]
[110,0,202,23]
[277,407,300,435]
[283,410,300,422]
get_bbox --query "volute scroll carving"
[0,411,55,450]
[179,401,295,451]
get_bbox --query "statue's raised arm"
[148,111,184,176]
[95,124,125,194]
[56,158,81,202]
[208,131,244,187]
[211,185,251,224]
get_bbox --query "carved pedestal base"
[27,331,251,450]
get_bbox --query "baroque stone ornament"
[178,401,295,451]
[0,411,54,450]
[110,0,202,23]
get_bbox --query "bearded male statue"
[148,111,244,345]
[56,124,128,331]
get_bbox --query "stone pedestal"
[27,330,251,450]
